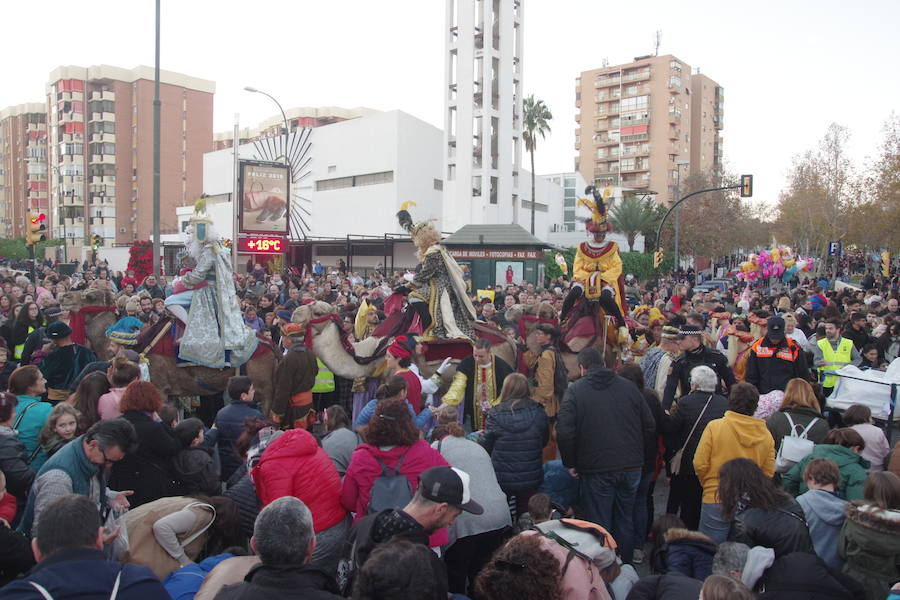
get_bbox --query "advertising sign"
[237,237,285,254]
[496,261,524,286]
[239,160,289,234]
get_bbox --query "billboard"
[239,160,289,234]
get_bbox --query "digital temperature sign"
[238,237,284,253]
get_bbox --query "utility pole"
[152,0,162,276]
[673,160,689,273]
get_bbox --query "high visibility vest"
[817,337,853,388]
[14,325,34,361]
[312,358,335,393]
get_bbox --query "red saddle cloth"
[138,316,272,362]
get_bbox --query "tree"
[610,194,659,251]
[522,95,552,234]
[850,113,900,250]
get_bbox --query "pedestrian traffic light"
[25,212,46,246]
[739,174,753,198]
[883,251,892,278]
[91,234,103,250]
[654,248,664,269]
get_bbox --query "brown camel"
[60,288,118,361]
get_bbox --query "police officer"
[662,324,735,410]
[745,316,811,394]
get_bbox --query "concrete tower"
[442,0,523,232]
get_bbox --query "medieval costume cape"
[441,354,513,431]
[408,244,477,341]
[572,240,626,316]
[174,241,258,369]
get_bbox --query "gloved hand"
[403,272,415,283]
[436,357,453,375]
[424,395,435,408]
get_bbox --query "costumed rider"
[271,322,318,430]
[561,185,630,345]
[163,198,258,368]
[394,207,477,341]
[439,338,513,432]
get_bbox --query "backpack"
[534,518,616,575]
[367,449,412,514]
[775,413,819,473]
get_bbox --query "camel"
[60,289,119,361]
[291,300,518,381]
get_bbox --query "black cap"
[767,316,785,339]
[677,324,703,339]
[45,321,72,340]
[418,466,483,515]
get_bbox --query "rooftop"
[443,224,549,247]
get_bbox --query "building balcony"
[623,70,650,83]
[668,111,682,123]
[621,133,649,142]
[89,176,116,185]
[62,175,84,186]
[89,112,116,123]
[622,117,650,127]
[90,154,116,165]
[621,179,650,189]
[593,137,620,146]
[593,174,620,186]
[620,164,649,174]
[90,133,116,143]
[595,77,621,88]
[668,128,680,140]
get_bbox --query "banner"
[239,160,289,235]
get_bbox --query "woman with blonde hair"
[766,378,829,455]
[481,373,549,519]
[783,313,810,348]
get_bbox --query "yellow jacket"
[572,241,624,315]
[693,411,775,503]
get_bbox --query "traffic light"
[91,234,103,250]
[25,212,46,246]
[883,251,892,278]
[739,174,753,198]
[654,248,664,269]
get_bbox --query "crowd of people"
[0,252,898,600]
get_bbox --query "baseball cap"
[45,321,73,340]
[767,316,785,340]
[418,466,483,515]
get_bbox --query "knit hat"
[105,317,144,347]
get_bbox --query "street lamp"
[673,160,689,272]
[244,86,290,166]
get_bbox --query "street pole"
[152,0,162,277]
[232,114,240,273]
[673,171,681,274]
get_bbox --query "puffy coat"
[755,551,866,600]
[341,440,448,522]
[251,428,345,533]
[109,411,181,508]
[172,447,220,497]
[729,498,814,557]
[783,444,869,501]
[481,399,549,493]
[651,528,717,580]
[214,401,262,482]
[766,406,829,453]
[0,426,34,500]
[660,392,728,476]
[839,502,900,600]
[222,467,260,539]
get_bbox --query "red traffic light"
[30,213,46,224]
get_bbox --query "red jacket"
[251,428,346,533]
[396,369,423,413]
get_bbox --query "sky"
[2,0,898,210]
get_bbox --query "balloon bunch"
[735,247,815,281]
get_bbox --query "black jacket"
[626,572,703,600]
[481,399,549,493]
[215,563,342,600]
[651,528,717,581]
[0,526,35,585]
[172,446,220,497]
[662,345,735,410]
[641,388,664,472]
[756,551,866,600]
[0,427,35,500]
[214,400,263,482]
[843,325,872,352]
[223,468,261,538]
[660,391,728,473]
[109,411,181,508]
[729,499,813,557]
[556,366,655,475]
[744,336,810,394]
[0,548,166,599]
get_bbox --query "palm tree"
[522,95,552,234]
[610,195,660,252]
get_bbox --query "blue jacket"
[13,395,52,458]
[355,399,433,431]
[481,400,549,494]
[214,401,263,481]
[0,548,167,599]
[164,553,234,600]
[651,528,717,580]
[796,489,846,570]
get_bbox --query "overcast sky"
[2,0,898,208]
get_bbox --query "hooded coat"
[481,399,549,493]
[797,489,847,570]
[839,502,900,600]
[651,528,717,580]
[729,498,814,557]
[783,445,870,501]
[251,428,346,533]
[755,551,866,600]
[693,411,776,504]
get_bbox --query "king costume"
[440,353,513,431]
[164,200,258,369]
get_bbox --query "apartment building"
[575,54,723,204]
[46,65,214,248]
[214,106,379,151]
[0,104,48,239]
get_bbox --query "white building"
[443,0,525,232]
[200,109,562,270]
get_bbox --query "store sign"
[447,249,543,260]
[238,237,284,253]
[238,160,290,235]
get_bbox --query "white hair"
[690,365,718,393]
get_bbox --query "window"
[564,176,575,187]
[315,176,353,191]
[433,178,443,191]
[621,158,635,171]
[328,165,336,173]
[620,95,648,111]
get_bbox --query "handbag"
[669,394,713,477]
[775,413,818,473]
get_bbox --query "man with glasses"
[18,418,138,538]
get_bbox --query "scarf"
[69,305,116,345]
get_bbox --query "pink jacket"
[98,388,126,420]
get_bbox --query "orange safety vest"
[750,337,801,362]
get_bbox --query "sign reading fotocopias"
[239,160,290,234]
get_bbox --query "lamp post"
[673,160,689,273]
[152,0,161,277]
[243,86,290,166]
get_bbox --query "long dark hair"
[362,399,419,447]
[195,496,244,555]
[14,301,43,330]
[718,458,792,518]
[375,375,408,400]
[70,371,111,428]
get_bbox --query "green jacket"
[840,502,900,600]
[783,444,869,500]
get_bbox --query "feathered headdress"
[190,197,213,226]
[396,201,431,238]
[577,185,612,233]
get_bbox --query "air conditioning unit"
[119,227,127,233]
